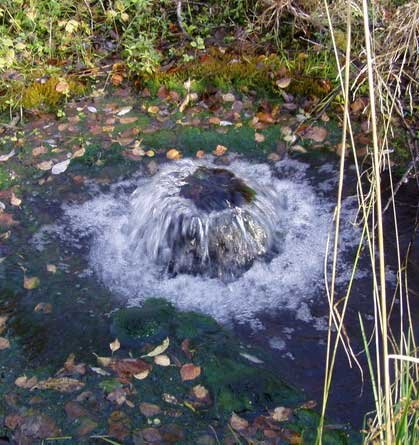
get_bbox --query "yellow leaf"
[94,354,112,367]
[133,369,150,380]
[109,338,120,353]
[24,276,40,290]
[142,337,169,358]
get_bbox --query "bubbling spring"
[125,165,281,280]
[35,158,361,328]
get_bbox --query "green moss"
[0,165,13,190]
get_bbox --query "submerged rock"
[126,163,280,280]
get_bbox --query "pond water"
[1,150,416,439]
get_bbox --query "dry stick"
[317,2,352,443]
[362,1,393,443]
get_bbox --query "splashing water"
[35,157,362,328]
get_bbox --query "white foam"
[36,157,363,328]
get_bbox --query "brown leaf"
[302,126,328,143]
[147,105,159,114]
[111,73,124,86]
[109,338,120,353]
[139,402,161,417]
[213,144,228,156]
[154,354,171,366]
[107,387,127,406]
[57,353,86,375]
[180,363,201,381]
[276,77,292,89]
[255,132,265,143]
[271,406,293,422]
[230,412,249,431]
[34,377,85,392]
[195,150,205,158]
[10,192,22,206]
[110,358,152,383]
[15,375,38,389]
[256,112,275,124]
[34,302,52,314]
[55,80,70,93]
[0,315,7,335]
[36,160,53,171]
[119,116,138,124]
[208,117,221,125]
[0,212,18,227]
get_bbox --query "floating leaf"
[180,363,201,381]
[196,150,205,158]
[255,132,265,143]
[139,402,161,417]
[24,276,40,290]
[109,338,120,354]
[142,337,169,358]
[94,355,112,367]
[87,106,97,113]
[133,369,150,380]
[0,337,10,350]
[111,358,152,383]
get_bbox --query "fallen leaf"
[111,358,152,383]
[55,80,69,94]
[219,120,233,126]
[146,150,155,157]
[133,369,151,380]
[0,337,10,350]
[208,117,221,125]
[230,412,249,431]
[87,106,97,113]
[117,106,133,116]
[191,384,210,401]
[36,160,53,171]
[276,77,292,89]
[179,94,191,113]
[166,149,182,160]
[213,144,228,156]
[15,375,38,389]
[147,105,159,114]
[139,402,161,417]
[0,315,7,334]
[34,302,53,313]
[10,193,21,206]
[222,93,235,102]
[90,367,110,376]
[271,406,293,422]
[52,159,70,175]
[180,363,201,381]
[32,146,48,157]
[109,338,120,353]
[24,276,40,290]
[302,126,328,143]
[111,73,124,86]
[154,354,171,366]
[142,337,169,358]
[0,149,15,162]
[119,116,138,124]
[256,112,275,124]
[57,353,86,375]
[72,147,85,159]
[34,377,85,392]
[95,355,112,367]
[107,387,127,405]
[255,132,265,143]
[162,393,180,405]
[0,213,17,227]
[46,264,57,273]
[290,145,307,153]
[196,150,205,158]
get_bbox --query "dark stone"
[179,167,256,212]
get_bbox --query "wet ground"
[0,87,417,444]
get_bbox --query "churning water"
[34,157,363,329]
